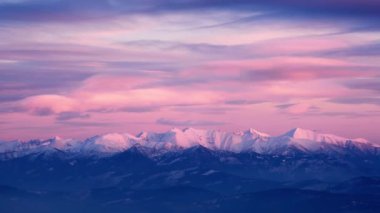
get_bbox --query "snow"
[282,128,347,143]
[0,127,377,157]
[283,128,318,140]
[352,138,369,144]
[247,128,270,138]
[80,133,139,153]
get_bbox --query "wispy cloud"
[156,118,226,126]
[0,0,379,23]
[56,111,90,121]
[329,97,380,105]
[276,103,320,115]
[344,78,380,92]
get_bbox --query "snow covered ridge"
[0,127,378,158]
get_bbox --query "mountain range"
[1,127,380,213]
[1,127,378,159]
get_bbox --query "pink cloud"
[277,103,319,115]
[19,95,78,115]
[254,37,349,54]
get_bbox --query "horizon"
[1,126,374,145]
[0,1,379,143]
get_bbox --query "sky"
[0,0,379,142]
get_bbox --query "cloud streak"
[156,118,226,127]
[0,0,379,23]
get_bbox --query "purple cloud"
[0,0,379,24]
[224,99,265,105]
[322,43,380,57]
[156,118,226,126]
[56,111,90,121]
[329,97,380,105]
[344,78,380,92]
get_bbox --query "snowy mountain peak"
[51,136,63,141]
[276,128,376,152]
[352,138,370,144]
[283,128,318,140]
[246,128,270,137]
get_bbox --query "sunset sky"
[0,0,379,142]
